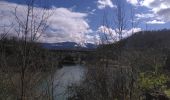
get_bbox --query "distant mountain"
[41,42,97,50]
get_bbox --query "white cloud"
[97,25,116,36]
[135,13,165,24]
[97,0,116,9]
[126,0,138,5]
[126,28,142,36]
[139,0,170,13]
[85,34,100,44]
[146,20,165,24]
[97,25,141,43]
[135,13,155,19]
[139,0,170,23]
[0,1,95,44]
[128,0,170,24]
[157,8,170,21]
[44,7,92,44]
[139,0,155,8]
[97,26,116,43]
[121,28,142,38]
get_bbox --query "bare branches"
[113,0,127,40]
[13,1,51,42]
[0,24,13,40]
[11,1,52,99]
[0,13,14,41]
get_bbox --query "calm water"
[53,65,86,100]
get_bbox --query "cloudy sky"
[0,0,170,44]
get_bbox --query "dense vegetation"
[68,30,170,100]
[0,38,58,100]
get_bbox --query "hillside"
[100,29,170,51]
[125,29,170,49]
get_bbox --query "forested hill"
[125,29,170,49]
[101,29,170,50]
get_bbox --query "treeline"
[68,30,170,100]
[0,37,55,71]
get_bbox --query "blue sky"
[0,0,170,44]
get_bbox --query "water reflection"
[53,65,86,100]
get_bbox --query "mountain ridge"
[41,42,97,50]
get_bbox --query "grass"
[165,89,170,97]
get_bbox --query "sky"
[0,0,170,44]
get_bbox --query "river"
[52,65,86,100]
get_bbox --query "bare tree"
[113,0,127,40]
[13,0,51,99]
